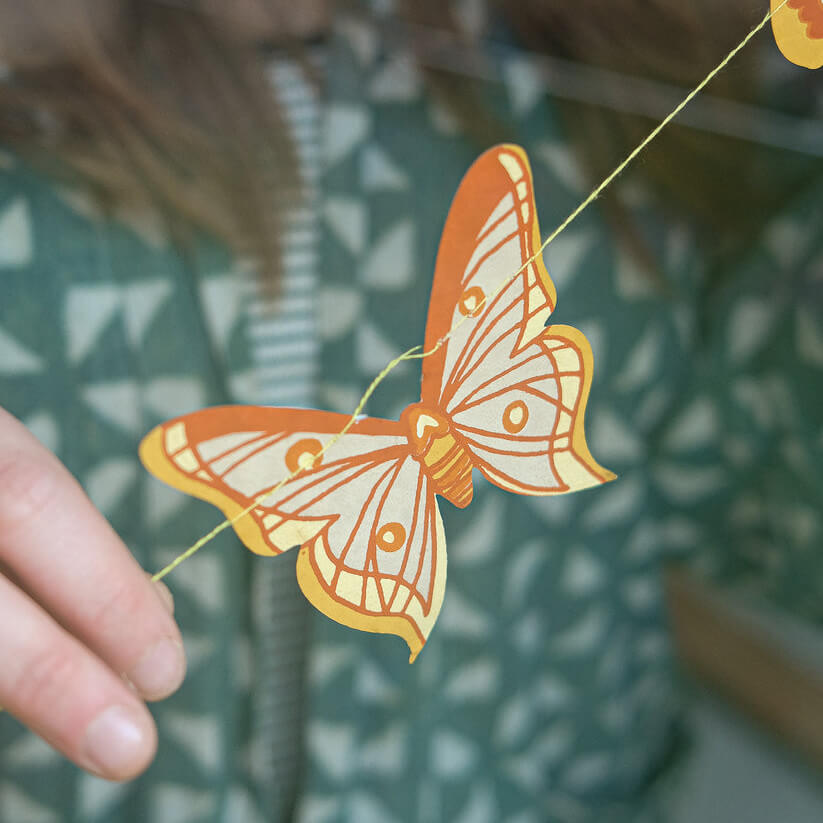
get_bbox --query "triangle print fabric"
[140,145,614,660]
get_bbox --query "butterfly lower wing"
[449,324,614,494]
[139,405,407,556]
[295,454,446,662]
[422,144,556,408]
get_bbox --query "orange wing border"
[422,143,557,404]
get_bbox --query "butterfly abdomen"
[401,403,473,508]
[425,436,473,507]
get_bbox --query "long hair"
[0,0,304,284]
[2,0,818,286]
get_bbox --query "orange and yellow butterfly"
[772,0,823,69]
[140,145,614,661]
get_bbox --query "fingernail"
[83,705,153,779]
[151,579,175,615]
[128,638,186,700]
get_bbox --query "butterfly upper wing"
[140,406,446,659]
[423,144,613,494]
[140,406,405,555]
[422,144,556,405]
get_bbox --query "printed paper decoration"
[140,146,613,659]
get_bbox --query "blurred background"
[0,1,822,821]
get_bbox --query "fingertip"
[128,637,186,702]
[81,702,157,781]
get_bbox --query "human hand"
[0,407,186,781]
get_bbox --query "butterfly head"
[402,403,450,455]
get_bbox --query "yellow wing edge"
[139,426,278,557]
[296,547,426,663]
[504,143,559,310]
[545,323,617,488]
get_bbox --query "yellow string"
[152,1,787,583]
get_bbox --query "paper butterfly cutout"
[140,144,614,661]
[772,0,823,68]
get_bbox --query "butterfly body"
[141,144,614,661]
[401,403,473,507]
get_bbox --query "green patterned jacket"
[1,11,821,823]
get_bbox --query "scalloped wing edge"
[139,425,280,556]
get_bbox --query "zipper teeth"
[247,49,322,817]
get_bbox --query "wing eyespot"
[458,285,485,317]
[502,399,529,434]
[376,522,406,552]
[285,438,324,473]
